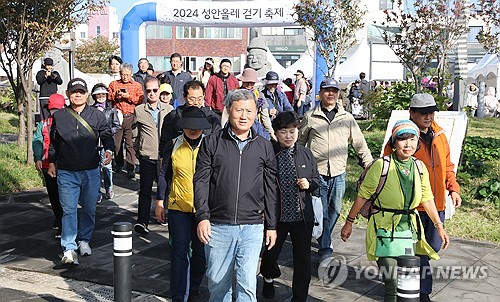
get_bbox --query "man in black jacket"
[36,57,63,120]
[48,78,114,266]
[194,89,278,302]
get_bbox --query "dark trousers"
[168,210,206,301]
[39,97,50,121]
[260,221,313,302]
[114,115,136,172]
[418,210,445,295]
[137,157,158,226]
[42,170,62,228]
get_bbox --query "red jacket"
[383,121,460,211]
[204,73,239,113]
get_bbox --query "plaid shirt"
[108,80,144,115]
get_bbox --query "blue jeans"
[318,173,346,257]
[295,102,311,117]
[205,223,264,302]
[99,149,113,193]
[57,168,100,252]
[169,210,206,301]
[418,210,445,295]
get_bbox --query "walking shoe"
[188,291,203,302]
[97,193,103,204]
[420,294,432,302]
[157,218,168,227]
[106,190,115,199]
[61,250,79,265]
[134,223,149,235]
[54,228,62,239]
[262,279,275,299]
[127,170,136,180]
[78,241,92,256]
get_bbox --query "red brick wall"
[146,28,249,57]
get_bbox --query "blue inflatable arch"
[120,0,327,92]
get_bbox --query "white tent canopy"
[468,53,500,99]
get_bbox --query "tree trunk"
[25,82,34,165]
[411,71,420,94]
[16,89,26,147]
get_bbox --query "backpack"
[357,156,424,219]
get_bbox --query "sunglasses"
[146,88,159,93]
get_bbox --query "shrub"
[0,86,16,113]
[365,81,449,123]
[459,136,500,177]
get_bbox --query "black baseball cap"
[67,78,88,93]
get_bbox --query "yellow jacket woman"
[166,134,202,213]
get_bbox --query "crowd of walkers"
[33,53,461,302]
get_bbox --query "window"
[468,26,483,43]
[379,0,394,10]
[261,27,284,35]
[80,32,86,39]
[284,28,304,36]
[97,26,101,36]
[147,56,171,72]
[176,27,242,39]
[146,25,172,39]
[112,32,119,39]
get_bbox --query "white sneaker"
[78,241,92,256]
[61,250,79,265]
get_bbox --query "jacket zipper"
[235,149,242,224]
[293,149,306,222]
[191,145,196,213]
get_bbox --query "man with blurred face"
[160,53,192,107]
[48,78,114,266]
[108,63,144,178]
[204,58,239,116]
[194,89,278,302]
[133,78,173,235]
[298,78,373,261]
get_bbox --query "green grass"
[340,118,500,243]
[0,112,19,134]
[467,117,500,139]
[0,143,43,194]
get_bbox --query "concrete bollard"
[397,255,420,302]
[112,222,133,302]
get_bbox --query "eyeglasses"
[146,88,159,93]
[187,97,204,103]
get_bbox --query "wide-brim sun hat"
[238,68,258,83]
[262,71,280,85]
[177,106,211,130]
